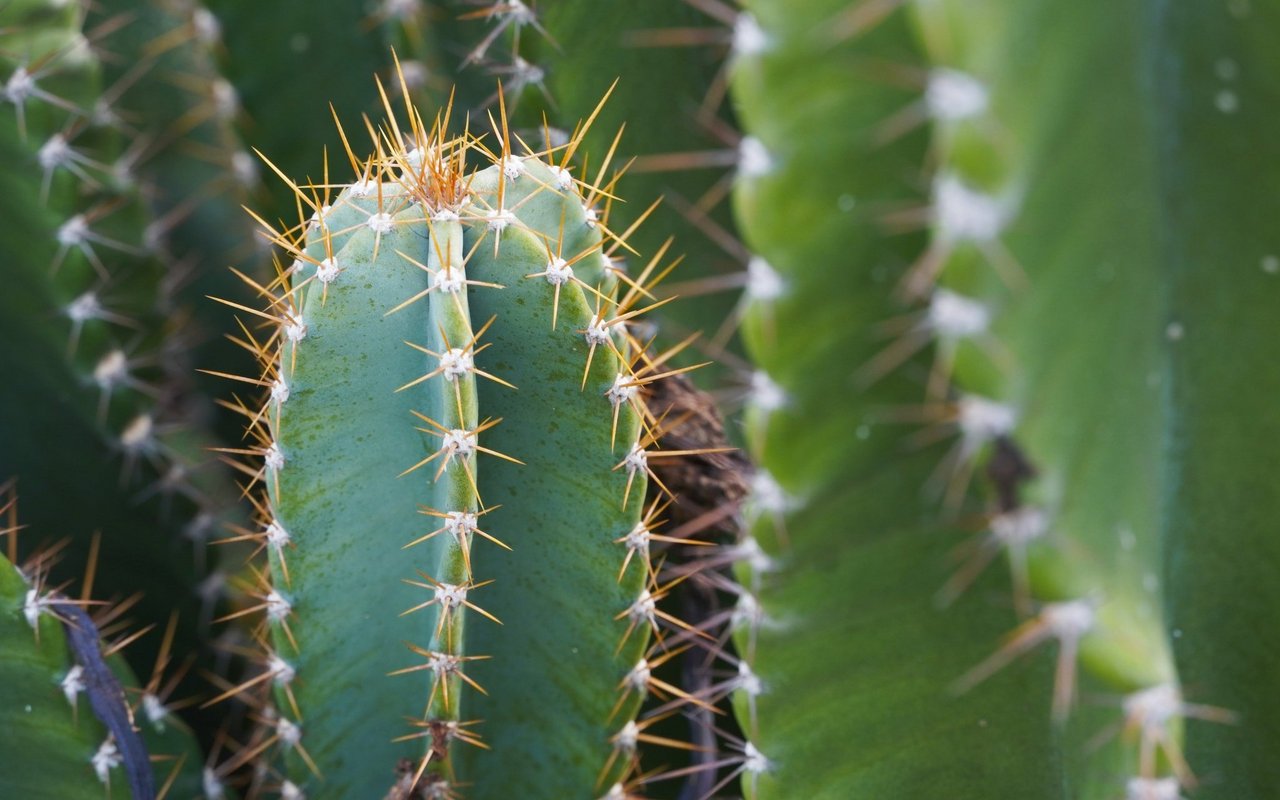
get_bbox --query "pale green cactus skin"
[241,103,657,798]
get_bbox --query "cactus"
[719,3,1064,797]
[5,1,1279,798]
[206,0,407,222]
[81,0,265,400]
[0,0,243,711]
[212,85,692,797]
[0,548,140,799]
[0,489,204,798]
[724,0,1280,798]
[448,1,750,352]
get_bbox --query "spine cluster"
[214,75,726,798]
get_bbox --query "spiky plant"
[0,486,205,798]
[203,80,729,798]
[5,1,1279,798]
[722,1,1280,799]
[0,0,249,724]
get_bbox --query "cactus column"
[728,0,1280,798]
[227,90,668,798]
[723,2,1065,798]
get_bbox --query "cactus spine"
[724,0,1280,798]
[0,0,243,716]
[221,83,680,797]
[0,489,203,797]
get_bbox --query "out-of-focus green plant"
[3,1,1278,798]
[724,2,1280,799]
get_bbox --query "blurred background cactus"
[2,1,1277,798]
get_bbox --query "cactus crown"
[207,69,715,798]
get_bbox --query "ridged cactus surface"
[512,2,750,347]
[225,88,666,798]
[84,0,265,398]
[4,1,1278,798]
[0,0,232,699]
[724,2,1064,797]
[727,1,1280,798]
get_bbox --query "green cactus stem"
[210,82,709,798]
[723,1,1069,797]
[723,0,1280,797]
[0,0,238,721]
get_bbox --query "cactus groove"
[5,1,1278,798]
[223,83,677,797]
[726,0,1280,798]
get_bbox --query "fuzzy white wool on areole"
[265,519,290,550]
[141,692,168,727]
[277,716,302,748]
[749,369,787,411]
[265,589,291,622]
[315,257,340,284]
[202,768,225,800]
[956,394,1017,441]
[738,136,773,178]
[584,314,611,347]
[270,377,290,405]
[92,739,121,784]
[925,68,990,122]
[627,590,656,625]
[264,441,285,472]
[606,373,639,408]
[991,506,1049,546]
[93,350,128,389]
[441,428,476,460]
[285,312,307,343]
[1123,683,1182,733]
[120,413,154,452]
[439,348,474,381]
[61,665,85,706]
[622,443,647,477]
[485,207,516,232]
[56,213,88,247]
[933,175,1006,243]
[367,211,394,234]
[746,255,785,301]
[927,289,989,338]
[626,658,651,693]
[1042,599,1095,640]
[732,13,768,57]
[432,265,465,293]
[444,511,478,539]
[547,164,575,191]
[434,582,467,609]
[65,290,103,322]
[1124,777,1181,800]
[543,256,574,286]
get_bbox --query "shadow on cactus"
[207,66,741,799]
